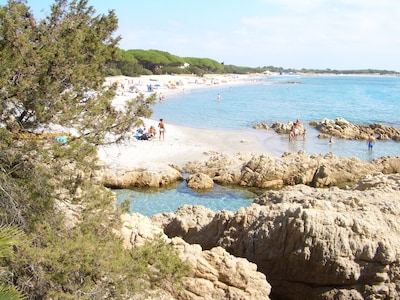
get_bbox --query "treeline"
[107,49,400,77]
[106,48,257,76]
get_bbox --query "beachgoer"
[291,123,298,141]
[289,130,295,142]
[135,127,143,140]
[158,118,165,141]
[329,135,334,144]
[148,125,156,139]
[217,93,221,101]
[367,133,376,150]
[303,129,307,141]
[140,126,149,140]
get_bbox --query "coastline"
[99,73,400,169]
[98,118,274,169]
[99,73,275,169]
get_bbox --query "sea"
[116,75,400,216]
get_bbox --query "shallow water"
[152,75,400,161]
[115,180,261,217]
[118,75,400,216]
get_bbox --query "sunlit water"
[117,75,400,216]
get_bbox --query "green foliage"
[184,57,224,73]
[110,48,400,77]
[0,226,26,300]
[0,0,153,146]
[0,1,189,299]
[130,235,190,292]
[8,218,189,299]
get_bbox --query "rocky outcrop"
[252,122,270,130]
[270,120,305,136]
[102,163,183,188]
[185,151,400,189]
[155,173,400,300]
[171,238,271,300]
[186,173,214,190]
[118,212,271,300]
[313,117,400,141]
[100,150,400,190]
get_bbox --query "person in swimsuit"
[367,133,376,150]
[158,118,165,141]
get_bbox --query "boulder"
[171,238,271,300]
[102,163,183,188]
[252,122,270,130]
[184,153,245,185]
[117,212,272,300]
[186,173,214,190]
[271,120,305,135]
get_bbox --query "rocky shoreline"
[96,110,400,299]
[103,151,400,190]
[113,171,400,299]
[98,149,400,299]
[256,117,400,142]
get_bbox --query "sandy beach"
[98,73,274,169]
[98,118,273,169]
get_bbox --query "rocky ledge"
[147,173,400,299]
[184,151,400,189]
[102,151,400,190]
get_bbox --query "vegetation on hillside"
[108,49,400,77]
[0,0,188,298]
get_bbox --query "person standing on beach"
[158,118,165,141]
[367,133,376,150]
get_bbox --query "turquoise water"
[116,180,260,217]
[152,75,400,161]
[153,75,400,129]
[118,75,400,216]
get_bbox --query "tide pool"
[115,180,260,217]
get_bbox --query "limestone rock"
[186,173,214,190]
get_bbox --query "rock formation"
[313,117,400,141]
[102,163,183,188]
[254,117,400,141]
[185,151,400,189]
[118,212,271,299]
[186,173,214,190]
[101,151,400,191]
[153,173,400,300]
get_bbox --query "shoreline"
[98,118,275,169]
[98,74,400,169]
[99,73,275,169]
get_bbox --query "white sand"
[98,73,276,169]
[98,118,274,169]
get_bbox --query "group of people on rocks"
[134,118,165,141]
[289,119,306,142]
[288,119,377,150]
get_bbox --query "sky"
[3,0,400,71]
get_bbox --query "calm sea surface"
[118,75,400,216]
